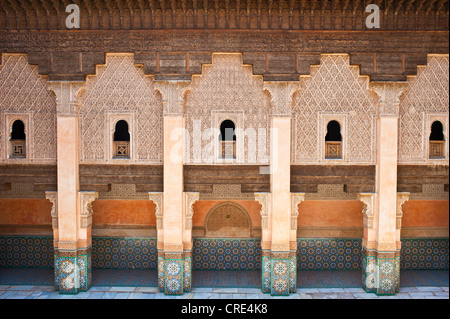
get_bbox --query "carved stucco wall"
[0,54,57,163]
[184,53,271,164]
[291,54,378,164]
[398,55,449,164]
[205,202,252,238]
[78,53,163,164]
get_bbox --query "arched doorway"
[192,202,262,288]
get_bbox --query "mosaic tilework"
[0,236,54,268]
[297,239,363,270]
[183,255,192,292]
[54,255,78,294]
[377,257,399,295]
[158,255,165,292]
[361,253,377,293]
[271,258,290,296]
[54,250,92,294]
[289,254,297,293]
[165,259,184,295]
[91,237,158,270]
[78,253,91,292]
[401,239,449,270]
[192,239,262,270]
[261,255,271,293]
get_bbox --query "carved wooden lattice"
[325,141,342,159]
[292,54,377,164]
[79,54,163,163]
[184,53,270,164]
[0,54,56,163]
[10,140,26,158]
[399,55,449,164]
[429,141,445,159]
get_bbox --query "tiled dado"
[362,249,401,296]
[0,236,54,268]
[192,238,262,270]
[400,238,449,270]
[297,238,363,270]
[1,236,448,272]
[54,248,91,294]
[91,237,158,269]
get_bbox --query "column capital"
[153,80,190,116]
[48,81,85,117]
[263,81,299,117]
[45,191,58,229]
[148,192,164,229]
[290,192,305,230]
[255,192,271,230]
[396,192,410,229]
[357,193,376,229]
[79,191,99,229]
[183,192,199,230]
[369,82,408,117]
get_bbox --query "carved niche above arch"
[204,202,252,238]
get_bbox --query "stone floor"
[0,285,448,299]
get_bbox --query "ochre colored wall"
[0,199,52,225]
[402,200,449,227]
[297,200,364,227]
[192,200,262,228]
[92,200,157,226]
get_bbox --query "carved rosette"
[396,192,410,229]
[45,191,58,229]
[290,193,305,230]
[79,191,98,228]
[184,192,199,230]
[255,192,271,230]
[149,192,164,229]
[48,82,85,117]
[154,81,190,116]
[369,82,408,117]
[357,193,375,229]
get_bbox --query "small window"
[325,120,342,159]
[10,120,26,158]
[113,120,130,159]
[219,120,236,159]
[429,121,445,159]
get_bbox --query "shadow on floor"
[0,268,448,288]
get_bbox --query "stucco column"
[366,82,408,295]
[264,82,298,296]
[48,81,90,294]
[155,81,190,295]
[290,192,305,293]
[78,191,98,291]
[255,192,272,293]
[183,191,199,292]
